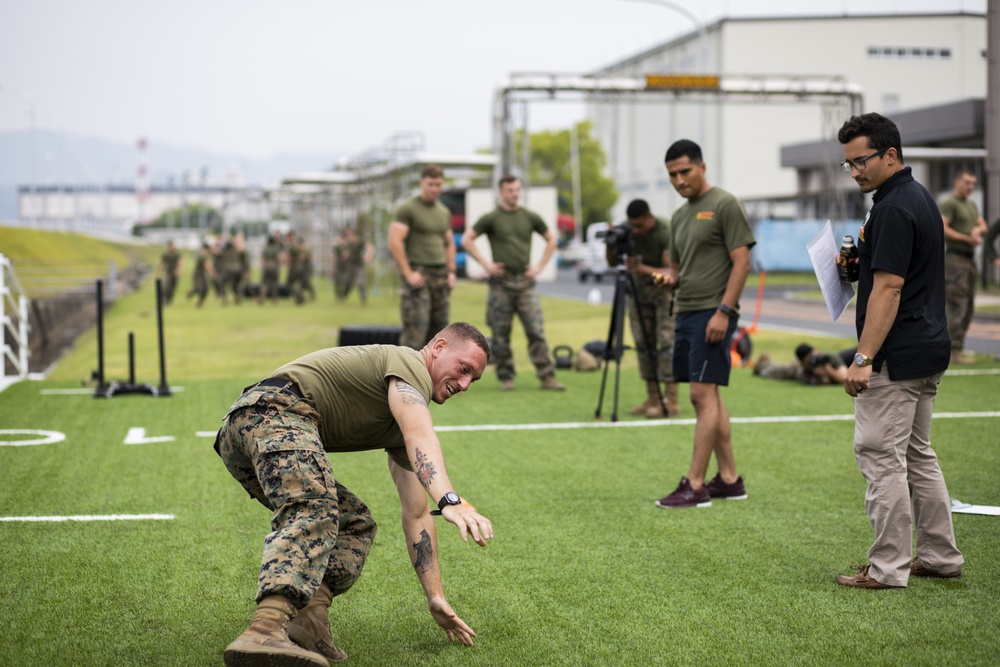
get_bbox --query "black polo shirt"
[855,167,950,380]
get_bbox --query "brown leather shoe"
[910,558,962,579]
[835,565,899,589]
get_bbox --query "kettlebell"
[553,345,574,370]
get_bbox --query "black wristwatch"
[430,491,461,516]
[718,304,738,318]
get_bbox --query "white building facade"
[588,12,987,220]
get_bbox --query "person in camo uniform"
[939,169,988,364]
[605,199,679,417]
[215,322,494,666]
[259,233,282,305]
[157,240,182,305]
[388,164,457,349]
[461,175,565,391]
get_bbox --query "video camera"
[604,222,634,257]
[808,353,833,368]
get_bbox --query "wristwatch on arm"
[718,303,738,318]
[430,491,461,516]
[853,353,873,367]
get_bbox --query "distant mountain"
[0,130,343,220]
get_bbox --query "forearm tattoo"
[394,378,428,406]
[414,448,437,489]
[412,529,433,573]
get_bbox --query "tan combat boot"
[631,380,660,416]
[224,594,329,667]
[645,382,681,418]
[287,582,348,663]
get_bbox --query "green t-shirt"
[631,216,671,268]
[262,244,280,271]
[471,206,548,275]
[938,194,979,250]
[161,249,180,273]
[669,187,755,314]
[273,345,433,471]
[394,196,451,266]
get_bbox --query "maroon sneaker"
[706,473,747,500]
[655,477,711,509]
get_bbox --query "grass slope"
[1,272,998,666]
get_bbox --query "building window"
[868,46,952,60]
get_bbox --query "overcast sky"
[0,0,988,161]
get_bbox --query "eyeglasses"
[840,148,888,174]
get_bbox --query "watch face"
[854,353,866,366]
[444,492,460,505]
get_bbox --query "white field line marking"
[433,411,1000,433]
[124,427,176,445]
[0,513,175,522]
[196,431,218,438]
[40,387,186,395]
[944,369,1000,376]
[0,429,67,446]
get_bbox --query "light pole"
[0,83,37,226]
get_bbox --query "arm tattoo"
[412,529,433,573]
[394,378,428,407]
[414,448,437,488]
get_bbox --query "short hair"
[626,199,651,219]
[664,139,703,164]
[437,322,491,360]
[795,343,814,363]
[498,174,520,189]
[837,113,904,163]
[954,168,976,181]
[421,164,444,180]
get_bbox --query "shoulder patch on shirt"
[696,212,714,220]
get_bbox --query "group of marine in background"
[157,227,373,309]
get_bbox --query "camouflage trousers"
[162,273,178,304]
[755,357,805,381]
[262,268,280,300]
[487,273,555,381]
[215,383,377,608]
[399,266,451,349]
[627,276,675,382]
[944,251,976,352]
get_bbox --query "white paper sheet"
[951,498,1000,516]
[807,220,856,322]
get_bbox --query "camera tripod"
[594,257,666,422]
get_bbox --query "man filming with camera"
[605,199,680,418]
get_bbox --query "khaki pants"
[853,366,963,586]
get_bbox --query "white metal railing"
[1,253,31,380]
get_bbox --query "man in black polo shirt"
[834,113,963,589]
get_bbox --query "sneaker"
[655,477,711,509]
[706,473,747,500]
[910,558,962,579]
[834,564,899,589]
[499,379,515,391]
[540,376,566,391]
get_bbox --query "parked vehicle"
[576,222,610,282]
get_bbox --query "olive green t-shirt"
[161,249,180,273]
[669,187,755,314]
[273,345,433,470]
[471,206,548,275]
[938,195,980,251]
[631,216,671,268]
[394,196,451,266]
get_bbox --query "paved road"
[538,268,1000,357]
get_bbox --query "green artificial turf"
[1,269,998,666]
